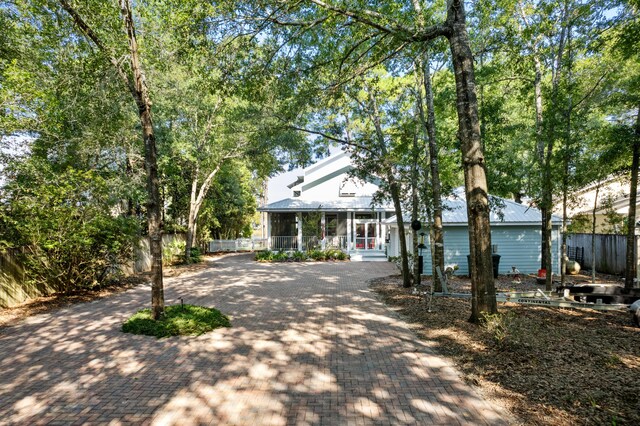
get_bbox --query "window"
[293,190,301,197]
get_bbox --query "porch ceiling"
[258,197,393,212]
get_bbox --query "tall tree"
[59,0,165,318]
[244,0,498,320]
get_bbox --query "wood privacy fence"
[567,233,640,276]
[0,233,185,308]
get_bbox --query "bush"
[291,251,308,262]
[0,165,140,294]
[273,250,290,262]
[308,249,327,261]
[326,249,348,260]
[481,312,521,350]
[255,250,274,262]
[122,304,231,338]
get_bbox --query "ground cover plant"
[371,273,640,426]
[122,304,231,338]
[255,249,349,262]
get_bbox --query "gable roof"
[384,191,562,226]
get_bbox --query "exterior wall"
[297,173,378,200]
[387,225,561,275]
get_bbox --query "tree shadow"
[0,253,509,425]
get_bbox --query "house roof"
[384,192,562,226]
[258,196,393,212]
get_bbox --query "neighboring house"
[386,191,563,275]
[555,175,639,234]
[258,151,395,260]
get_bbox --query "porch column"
[266,213,271,249]
[297,212,303,251]
[321,212,326,250]
[380,213,387,252]
[377,212,382,250]
[346,211,352,251]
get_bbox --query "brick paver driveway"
[0,254,508,425]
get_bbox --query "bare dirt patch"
[371,273,640,426]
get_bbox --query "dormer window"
[293,190,301,197]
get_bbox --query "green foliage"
[273,250,291,262]
[326,248,348,260]
[291,251,308,262]
[308,249,327,261]
[121,304,231,338]
[0,162,140,293]
[481,312,521,351]
[162,239,202,265]
[201,162,261,240]
[255,249,348,262]
[255,250,275,262]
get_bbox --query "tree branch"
[58,0,136,98]
[308,0,450,41]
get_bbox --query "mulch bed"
[370,272,640,426]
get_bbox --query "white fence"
[208,238,268,252]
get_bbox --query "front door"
[355,221,378,250]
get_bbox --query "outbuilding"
[385,191,562,275]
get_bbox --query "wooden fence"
[567,233,640,276]
[0,233,185,308]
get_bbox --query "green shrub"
[326,249,348,260]
[0,164,140,294]
[255,250,274,262]
[122,304,231,338]
[481,312,520,350]
[163,238,185,266]
[308,249,327,261]
[291,251,308,262]
[273,250,290,262]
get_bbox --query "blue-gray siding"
[418,225,560,275]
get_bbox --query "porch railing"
[208,238,268,252]
[267,235,349,251]
[270,236,298,251]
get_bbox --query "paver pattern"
[0,254,509,425]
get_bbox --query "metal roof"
[258,196,393,212]
[384,194,562,226]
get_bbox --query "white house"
[258,151,395,260]
[554,175,640,234]
[386,191,563,275]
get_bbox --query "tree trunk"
[185,172,199,264]
[421,54,445,292]
[411,0,444,292]
[592,184,600,284]
[626,104,640,289]
[411,131,420,286]
[184,164,222,263]
[390,175,412,288]
[542,2,569,291]
[58,0,165,318]
[561,26,573,286]
[120,0,164,319]
[446,0,497,322]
